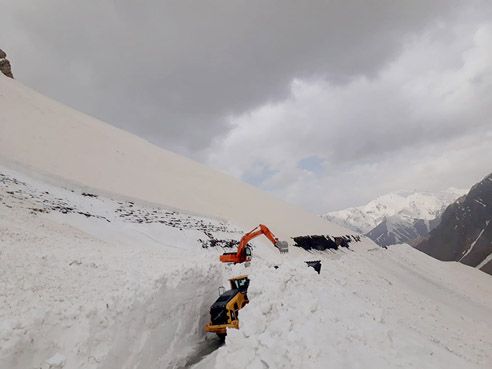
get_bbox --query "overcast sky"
[1,0,491,212]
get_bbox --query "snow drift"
[0,167,232,368]
[207,245,492,369]
[0,75,347,240]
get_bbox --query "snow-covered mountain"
[325,189,466,234]
[324,189,466,246]
[365,215,442,248]
[416,173,492,275]
[2,74,492,369]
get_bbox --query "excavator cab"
[244,245,252,262]
[219,224,288,264]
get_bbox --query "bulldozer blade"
[275,241,289,253]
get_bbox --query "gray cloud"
[1,0,466,154]
[206,18,492,211]
[1,0,491,211]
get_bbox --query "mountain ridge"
[324,188,466,235]
[416,173,492,275]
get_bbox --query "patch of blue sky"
[297,155,325,175]
[242,164,279,187]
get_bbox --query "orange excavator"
[219,224,288,264]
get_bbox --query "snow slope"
[0,75,347,240]
[324,189,466,234]
[1,74,491,369]
[0,167,238,369]
[2,167,491,369]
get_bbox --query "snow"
[325,189,467,234]
[0,72,345,368]
[2,168,491,369]
[0,75,347,240]
[477,252,492,270]
[459,220,490,262]
[474,198,486,207]
[46,354,66,368]
[1,74,491,369]
[0,167,239,368]
[202,245,492,369]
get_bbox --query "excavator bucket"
[275,241,289,253]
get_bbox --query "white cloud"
[207,22,492,212]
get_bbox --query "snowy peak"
[366,215,440,248]
[324,188,466,234]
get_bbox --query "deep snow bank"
[0,167,240,369]
[2,168,492,369]
[201,245,492,369]
[0,75,347,239]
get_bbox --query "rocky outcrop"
[0,49,14,78]
[416,173,492,275]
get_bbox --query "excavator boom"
[219,224,288,264]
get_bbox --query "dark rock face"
[292,234,361,251]
[0,49,14,78]
[416,173,492,275]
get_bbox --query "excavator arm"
[219,224,288,264]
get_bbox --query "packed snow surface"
[208,246,492,369]
[0,167,239,369]
[325,189,467,234]
[1,167,491,369]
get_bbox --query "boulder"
[0,49,14,78]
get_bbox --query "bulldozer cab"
[205,275,250,337]
[229,275,249,292]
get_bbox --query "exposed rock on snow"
[0,49,13,78]
[292,234,357,250]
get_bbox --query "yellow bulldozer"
[204,275,250,339]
